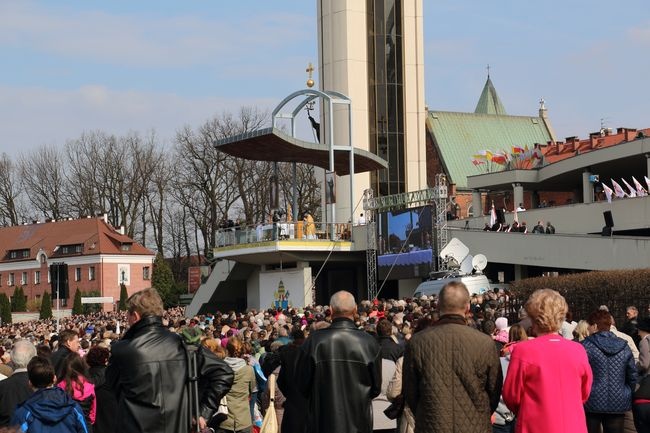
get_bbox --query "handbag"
[211,396,228,425]
[259,374,278,433]
[383,394,404,420]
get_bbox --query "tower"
[317,0,427,221]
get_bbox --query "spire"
[474,74,507,115]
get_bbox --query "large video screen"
[376,205,434,279]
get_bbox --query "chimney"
[624,128,637,142]
[119,226,125,235]
[103,213,108,224]
[589,132,600,149]
[564,136,578,152]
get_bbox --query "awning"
[214,127,388,176]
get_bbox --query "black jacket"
[378,335,404,362]
[51,345,74,381]
[277,343,308,433]
[0,370,32,426]
[106,316,234,433]
[88,365,117,433]
[298,317,382,433]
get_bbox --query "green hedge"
[511,269,650,326]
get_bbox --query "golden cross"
[306,62,314,79]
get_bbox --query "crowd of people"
[0,287,647,433]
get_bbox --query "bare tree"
[19,145,68,220]
[0,153,22,226]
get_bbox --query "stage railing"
[216,221,354,247]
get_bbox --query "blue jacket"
[582,331,637,413]
[10,387,88,433]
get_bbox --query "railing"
[216,221,354,248]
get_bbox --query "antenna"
[472,254,488,273]
[439,238,469,266]
[460,254,474,275]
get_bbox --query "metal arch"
[272,89,351,126]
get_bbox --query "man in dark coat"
[621,306,640,347]
[298,290,381,433]
[277,328,309,433]
[50,329,80,380]
[0,340,37,426]
[404,281,502,433]
[106,288,234,433]
[376,318,403,362]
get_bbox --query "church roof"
[474,76,507,115]
[427,111,553,189]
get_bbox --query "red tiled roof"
[0,217,154,262]
[543,127,650,164]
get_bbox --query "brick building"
[0,216,155,310]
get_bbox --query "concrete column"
[582,170,593,204]
[513,183,524,209]
[472,190,482,217]
[514,264,528,281]
[646,154,650,178]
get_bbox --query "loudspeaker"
[601,226,612,237]
[603,210,614,228]
[50,263,69,299]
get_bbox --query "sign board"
[81,297,114,304]
[187,266,211,294]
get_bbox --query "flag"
[602,182,613,203]
[611,179,627,198]
[485,150,494,161]
[489,202,496,227]
[633,177,647,197]
[491,153,507,165]
[621,179,637,197]
[512,145,525,154]
[472,153,487,160]
[471,158,485,166]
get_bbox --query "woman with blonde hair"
[503,289,593,433]
[573,320,590,342]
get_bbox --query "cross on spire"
[487,64,490,78]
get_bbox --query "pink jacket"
[503,333,593,433]
[58,376,96,424]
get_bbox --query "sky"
[1,0,649,156]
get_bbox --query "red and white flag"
[633,177,647,197]
[601,182,613,203]
[622,179,637,198]
[611,179,628,198]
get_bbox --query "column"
[513,183,524,209]
[582,170,593,204]
[646,154,650,177]
[472,190,482,217]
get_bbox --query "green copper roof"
[427,111,553,189]
[475,77,507,115]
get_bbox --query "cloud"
[628,23,650,46]
[0,2,313,69]
[0,85,277,154]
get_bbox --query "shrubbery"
[511,269,650,325]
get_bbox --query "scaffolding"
[363,180,449,300]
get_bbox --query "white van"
[413,274,490,298]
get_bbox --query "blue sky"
[1,0,649,155]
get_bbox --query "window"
[9,251,16,259]
[143,266,151,280]
[8,273,14,286]
[61,246,69,254]
[75,267,81,282]
[121,244,131,251]
[89,266,96,281]
[34,271,41,284]
[75,245,83,253]
[22,250,29,258]
[21,272,27,285]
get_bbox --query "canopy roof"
[214,127,388,176]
